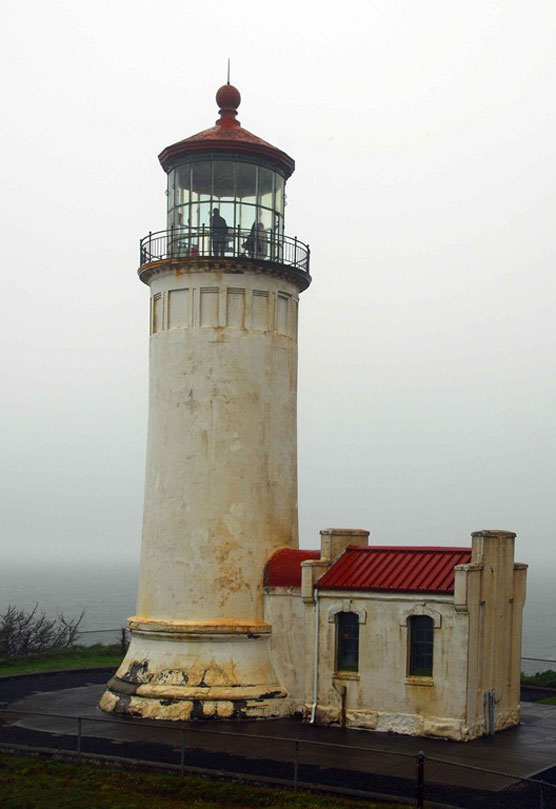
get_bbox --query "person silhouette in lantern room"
[211,208,228,257]
[243,218,266,258]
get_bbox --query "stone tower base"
[99,618,292,720]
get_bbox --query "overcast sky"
[1,1,555,568]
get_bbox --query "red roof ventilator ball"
[215,83,241,127]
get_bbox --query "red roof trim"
[315,546,472,595]
[158,126,295,177]
[264,548,320,588]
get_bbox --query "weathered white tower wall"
[100,262,306,719]
[139,267,300,623]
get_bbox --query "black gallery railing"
[139,227,310,274]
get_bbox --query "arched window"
[336,612,359,672]
[409,615,434,677]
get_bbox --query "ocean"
[0,560,554,675]
[0,561,138,649]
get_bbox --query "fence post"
[416,750,425,809]
[120,627,127,654]
[77,716,82,764]
[293,739,299,789]
[180,724,186,776]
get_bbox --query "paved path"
[2,671,556,807]
[4,682,556,778]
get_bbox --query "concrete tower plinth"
[101,620,287,720]
[100,84,311,720]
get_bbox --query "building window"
[409,615,434,677]
[336,612,359,672]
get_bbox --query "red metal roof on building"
[264,548,320,588]
[158,84,295,178]
[316,546,472,595]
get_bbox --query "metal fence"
[522,656,556,676]
[3,647,556,807]
[1,706,556,809]
[75,627,129,653]
[71,637,556,679]
[139,226,311,274]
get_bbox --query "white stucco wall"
[304,592,471,740]
[263,587,306,708]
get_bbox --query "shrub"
[0,605,84,659]
[521,669,556,689]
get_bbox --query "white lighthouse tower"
[100,83,311,720]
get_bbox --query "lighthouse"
[100,83,311,720]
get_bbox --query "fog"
[1,1,555,569]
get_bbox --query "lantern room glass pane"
[216,201,234,232]
[198,202,211,228]
[188,202,198,229]
[238,203,256,232]
[175,165,190,206]
[275,174,284,217]
[258,167,274,210]
[237,163,257,203]
[175,207,188,227]
[191,162,212,202]
[168,170,175,212]
[259,207,272,232]
[213,161,235,201]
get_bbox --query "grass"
[521,669,556,703]
[0,644,123,676]
[0,754,410,809]
[521,669,556,689]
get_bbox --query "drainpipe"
[310,588,320,723]
[483,690,496,736]
[488,690,496,736]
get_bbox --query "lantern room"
[139,83,310,284]
[166,160,285,242]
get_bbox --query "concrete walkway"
[2,679,556,791]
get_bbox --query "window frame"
[408,615,434,677]
[335,611,360,673]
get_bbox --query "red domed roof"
[158,84,295,178]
